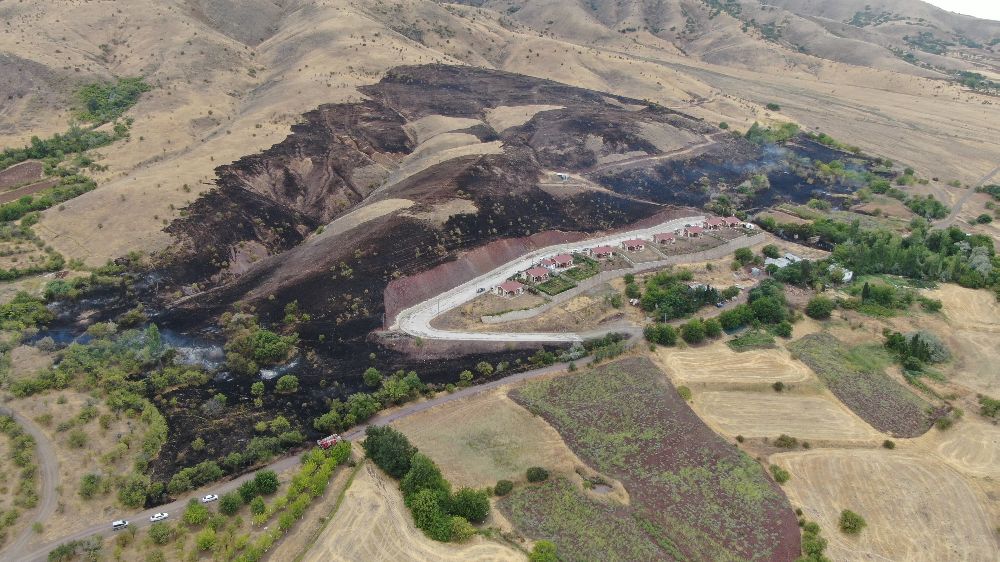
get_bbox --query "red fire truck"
[316,434,341,449]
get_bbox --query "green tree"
[253,470,280,495]
[805,295,835,319]
[237,480,258,503]
[362,426,416,479]
[148,522,173,545]
[450,516,476,542]
[363,367,383,388]
[839,509,867,534]
[250,381,265,397]
[734,247,754,265]
[183,500,209,526]
[408,489,452,541]
[250,495,266,515]
[195,528,216,551]
[680,319,706,344]
[475,361,494,377]
[704,318,722,338]
[449,488,490,523]
[275,374,299,394]
[458,370,473,386]
[529,540,559,562]
[401,453,450,499]
[219,492,242,516]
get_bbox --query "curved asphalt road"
[394,215,705,342]
[0,406,59,562]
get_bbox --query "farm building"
[541,254,574,269]
[684,226,704,237]
[590,245,615,258]
[495,280,526,297]
[524,267,550,283]
[621,239,646,251]
[653,233,676,245]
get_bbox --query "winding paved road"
[0,406,59,562]
[393,215,706,342]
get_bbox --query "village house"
[704,217,726,230]
[621,239,646,251]
[540,253,574,269]
[724,216,742,228]
[683,225,704,237]
[523,267,550,283]
[495,280,525,297]
[653,233,676,245]
[590,245,615,259]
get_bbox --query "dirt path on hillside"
[585,132,724,175]
[934,164,1000,228]
[0,406,60,562]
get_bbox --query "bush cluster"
[363,426,490,543]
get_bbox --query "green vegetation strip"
[789,333,934,437]
[0,416,39,546]
[290,458,365,562]
[504,356,798,561]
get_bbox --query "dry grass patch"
[920,419,1000,480]
[484,105,563,132]
[694,391,881,442]
[653,341,814,384]
[773,449,998,562]
[393,388,577,488]
[302,462,521,562]
[8,391,141,542]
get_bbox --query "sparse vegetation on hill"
[74,77,151,125]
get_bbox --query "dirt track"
[0,406,59,562]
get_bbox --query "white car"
[149,512,169,522]
[112,520,129,531]
[201,494,219,503]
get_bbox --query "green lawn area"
[564,256,600,281]
[727,330,776,352]
[536,275,577,296]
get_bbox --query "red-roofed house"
[704,217,726,230]
[524,267,550,283]
[621,239,645,251]
[653,233,676,245]
[684,225,704,237]
[724,216,742,228]
[495,280,525,297]
[542,254,573,269]
[590,245,615,259]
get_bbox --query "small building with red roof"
[724,216,742,228]
[523,267,550,283]
[495,280,526,297]
[684,225,704,237]
[704,217,726,230]
[589,245,615,259]
[653,233,676,245]
[542,254,574,269]
[621,239,646,251]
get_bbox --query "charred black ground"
[67,64,872,476]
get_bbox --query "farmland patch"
[773,449,998,562]
[654,341,813,384]
[694,391,881,442]
[506,356,799,561]
[789,333,935,437]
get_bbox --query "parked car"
[112,520,129,531]
[476,287,486,293]
[149,512,169,522]
[201,494,219,503]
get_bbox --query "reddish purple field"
[0,179,59,204]
[0,161,44,190]
[507,356,800,561]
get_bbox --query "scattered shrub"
[839,509,867,534]
[772,381,785,392]
[529,540,559,562]
[805,296,835,319]
[770,465,790,484]
[449,488,490,524]
[676,386,692,401]
[493,480,514,496]
[219,492,242,516]
[882,439,896,449]
[525,467,549,483]
[774,434,798,448]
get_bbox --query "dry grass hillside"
[0,0,997,267]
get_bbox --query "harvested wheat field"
[694,391,881,442]
[926,285,1000,328]
[773,449,998,562]
[302,462,521,562]
[654,341,814,384]
[921,419,1000,479]
[392,388,577,488]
